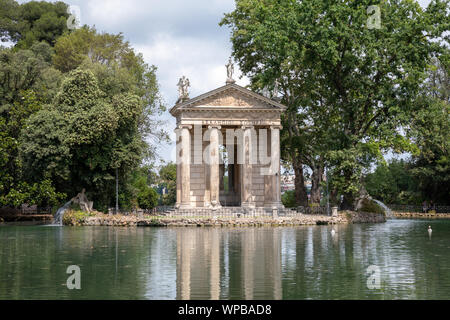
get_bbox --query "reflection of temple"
[175,228,282,300]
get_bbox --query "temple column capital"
[178,124,193,130]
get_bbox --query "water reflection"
[175,228,282,300]
[0,220,449,300]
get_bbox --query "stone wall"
[63,210,388,227]
[342,211,386,223]
[393,212,450,218]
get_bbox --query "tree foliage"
[158,162,177,206]
[0,0,69,48]
[365,160,417,204]
[20,69,145,209]
[0,42,62,205]
[221,0,449,208]
[53,26,168,160]
[0,2,166,211]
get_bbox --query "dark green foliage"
[221,0,448,208]
[282,190,297,208]
[137,188,158,210]
[53,27,168,160]
[357,198,385,215]
[0,0,69,48]
[20,69,145,209]
[0,179,65,208]
[365,160,418,204]
[0,42,62,206]
[158,163,176,206]
[0,2,165,211]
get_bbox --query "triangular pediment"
[170,83,286,116]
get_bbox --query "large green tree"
[20,69,145,210]
[52,26,168,159]
[365,159,417,204]
[0,2,166,211]
[221,0,449,208]
[407,58,449,203]
[0,42,62,205]
[0,0,69,48]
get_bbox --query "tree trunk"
[115,167,119,215]
[340,192,354,210]
[293,158,308,207]
[310,164,324,204]
[330,188,338,207]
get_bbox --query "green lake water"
[0,219,449,299]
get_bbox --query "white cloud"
[136,33,248,104]
[136,32,249,165]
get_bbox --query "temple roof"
[169,83,287,116]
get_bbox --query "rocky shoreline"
[393,212,450,219]
[61,210,386,227]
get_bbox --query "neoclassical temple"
[170,61,286,211]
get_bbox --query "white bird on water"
[428,226,432,235]
[331,228,336,236]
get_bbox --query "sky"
[54,0,250,165]
[16,0,433,166]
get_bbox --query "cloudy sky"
[58,0,248,164]
[17,0,433,165]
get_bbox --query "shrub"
[282,190,297,208]
[62,209,94,226]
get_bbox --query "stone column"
[241,125,255,208]
[179,124,192,209]
[175,127,181,208]
[264,126,284,209]
[209,125,222,209]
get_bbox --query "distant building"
[280,174,311,194]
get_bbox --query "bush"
[137,187,158,210]
[62,209,94,226]
[0,179,66,208]
[282,190,297,208]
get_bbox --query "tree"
[20,69,145,210]
[0,0,19,43]
[0,42,62,205]
[0,0,69,48]
[137,187,158,210]
[221,0,449,209]
[53,26,168,161]
[0,2,167,211]
[158,162,177,206]
[365,159,417,204]
[406,57,450,204]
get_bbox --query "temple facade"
[170,69,286,211]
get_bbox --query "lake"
[0,219,449,299]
